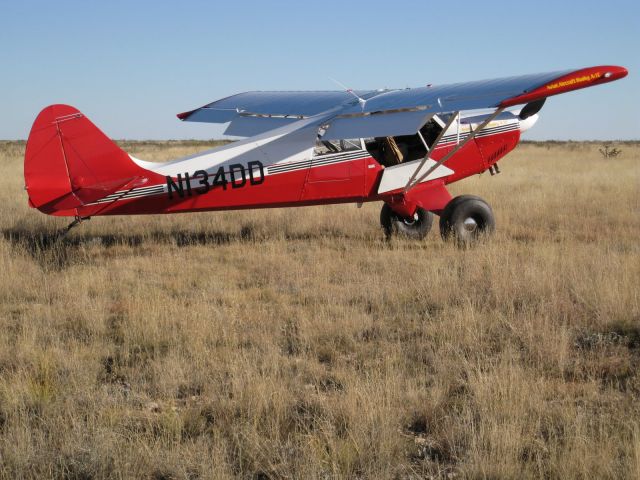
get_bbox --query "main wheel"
[439,195,495,244]
[380,203,434,240]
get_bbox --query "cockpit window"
[342,139,362,151]
[314,139,362,156]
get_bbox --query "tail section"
[24,105,158,216]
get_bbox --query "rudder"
[24,104,156,216]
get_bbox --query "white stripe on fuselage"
[128,113,326,176]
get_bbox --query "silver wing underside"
[177,66,621,139]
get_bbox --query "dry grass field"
[0,140,638,479]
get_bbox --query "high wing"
[178,66,627,139]
[177,90,379,137]
[322,65,627,140]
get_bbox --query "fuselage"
[74,110,530,217]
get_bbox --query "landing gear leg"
[57,215,90,240]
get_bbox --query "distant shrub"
[599,143,622,158]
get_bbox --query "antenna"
[329,77,367,110]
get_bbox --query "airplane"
[24,65,627,244]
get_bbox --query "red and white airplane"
[25,65,627,243]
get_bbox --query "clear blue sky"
[1,0,638,140]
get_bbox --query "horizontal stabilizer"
[37,177,141,212]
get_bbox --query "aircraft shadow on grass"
[1,224,373,269]
[1,226,248,269]
[2,226,235,251]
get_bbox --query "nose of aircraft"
[519,114,539,132]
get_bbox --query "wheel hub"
[402,212,420,226]
[463,217,478,232]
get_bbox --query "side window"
[314,139,362,156]
[314,140,338,156]
[341,139,362,151]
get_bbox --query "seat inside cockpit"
[364,116,445,167]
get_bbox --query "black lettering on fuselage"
[248,160,265,185]
[211,166,228,190]
[193,170,209,194]
[166,161,265,200]
[229,164,246,189]
[166,173,184,199]
[184,172,193,196]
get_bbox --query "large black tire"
[439,195,495,244]
[380,203,434,240]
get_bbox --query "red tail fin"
[24,105,156,216]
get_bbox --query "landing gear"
[380,194,495,244]
[439,195,495,244]
[380,203,433,240]
[55,215,91,242]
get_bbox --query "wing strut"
[403,112,459,192]
[404,107,505,193]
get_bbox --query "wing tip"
[500,65,628,107]
[177,109,195,121]
[616,65,629,79]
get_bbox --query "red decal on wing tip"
[613,65,629,79]
[177,110,194,120]
[501,65,628,108]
